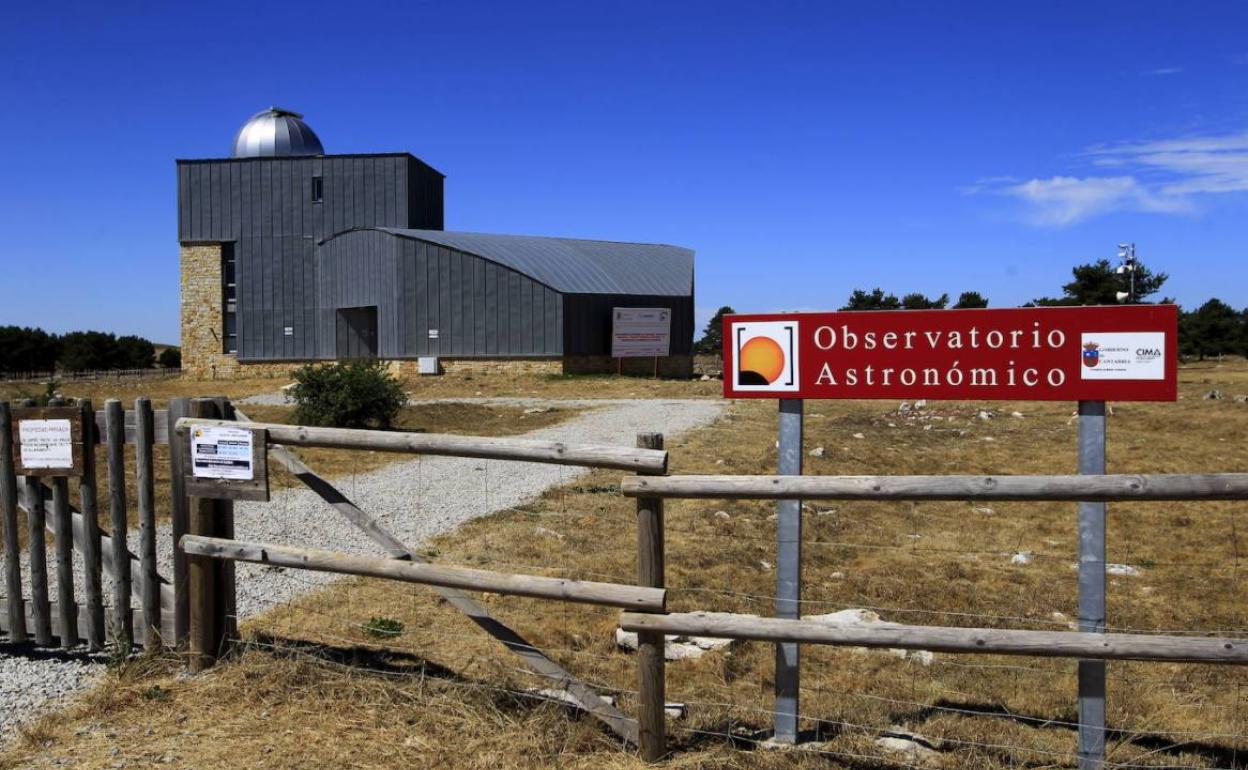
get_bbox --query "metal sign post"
[774,398,804,743]
[1077,400,1107,768]
[722,307,1176,752]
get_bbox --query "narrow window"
[222,243,238,354]
[311,175,323,203]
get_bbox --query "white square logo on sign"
[730,321,800,392]
[1079,332,1166,380]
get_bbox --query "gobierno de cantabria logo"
[1082,342,1100,368]
[731,320,800,392]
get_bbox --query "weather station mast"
[1115,242,1137,303]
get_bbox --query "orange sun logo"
[738,336,787,385]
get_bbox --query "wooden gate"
[0,397,191,653]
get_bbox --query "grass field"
[4,361,1248,769]
[0,368,722,407]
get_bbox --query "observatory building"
[178,108,694,378]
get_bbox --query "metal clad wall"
[318,233,564,357]
[315,229,402,358]
[178,154,443,361]
[562,293,695,356]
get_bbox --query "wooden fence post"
[46,398,78,648]
[636,432,666,762]
[212,397,239,642]
[135,398,161,650]
[0,402,27,643]
[104,399,133,653]
[78,399,107,650]
[167,397,191,646]
[20,398,52,646]
[184,398,235,671]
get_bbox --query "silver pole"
[1078,400,1107,768]
[774,398,803,743]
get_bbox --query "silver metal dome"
[231,107,324,158]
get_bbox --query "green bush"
[361,616,405,639]
[158,347,182,369]
[288,359,405,429]
[116,335,156,369]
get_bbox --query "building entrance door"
[335,306,379,358]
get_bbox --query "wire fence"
[210,442,1248,769]
[0,368,181,384]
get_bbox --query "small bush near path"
[289,359,406,429]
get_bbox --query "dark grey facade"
[178,118,694,366]
[316,229,564,358]
[177,154,444,360]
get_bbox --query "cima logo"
[1082,342,1100,368]
[730,321,799,392]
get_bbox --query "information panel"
[182,424,270,502]
[19,420,74,470]
[191,425,256,480]
[612,308,672,358]
[723,305,1177,402]
[11,406,85,476]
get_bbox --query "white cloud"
[1144,67,1183,76]
[975,127,1248,226]
[1092,130,1248,196]
[998,176,1190,226]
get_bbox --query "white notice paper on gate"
[612,307,672,358]
[18,419,73,469]
[191,426,255,480]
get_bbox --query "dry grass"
[5,361,1248,768]
[1,368,721,407]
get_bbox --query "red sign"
[723,305,1177,402]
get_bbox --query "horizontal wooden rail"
[182,535,667,611]
[92,409,171,445]
[0,598,173,645]
[621,473,1248,501]
[620,612,1248,665]
[177,418,667,473]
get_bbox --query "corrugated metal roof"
[374,228,694,296]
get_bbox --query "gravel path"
[0,397,723,744]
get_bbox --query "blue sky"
[1,1,1246,343]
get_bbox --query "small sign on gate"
[11,406,86,477]
[181,424,270,502]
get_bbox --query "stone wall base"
[561,355,694,378]
[181,357,301,380]
[181,355,695,380]
[387,358,563,377]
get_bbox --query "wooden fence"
[619,471,1248,762]
[15,398,1245,764]
[0,397,178,652]
[0,368,181,384]
[172,410,669,746]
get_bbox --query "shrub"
[0,326,60,373]
[361,616,405,639]
[116,335,156,369]
[58,330,120,372]
[288,359,405,429]
[158,347,182,369]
